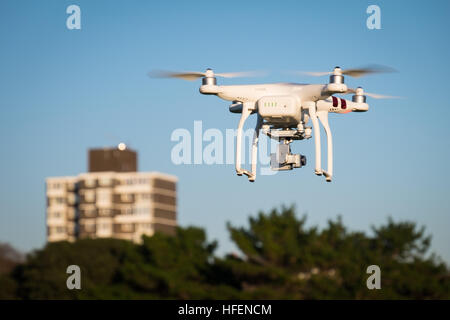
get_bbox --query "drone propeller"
[293,64,396,78]
[344,87,402,99]
[148,69,264,81]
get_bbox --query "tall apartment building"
[46,146,177,243]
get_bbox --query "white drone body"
[152,66,396,182]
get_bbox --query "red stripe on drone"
[332,96,338,107]
[340,98,347,109]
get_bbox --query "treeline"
[0,206,449,299]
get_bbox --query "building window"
[120,207,149,215]
[84,179,96,188]
[67,182,77,191]
[48,182,63,189]
[67,209,76,219]
[84,223,96,232]
[67,193,77,205]
[99,177,112,187]
[141,193,151,200]
[99,209,112,216]
[121,207,133,215]
[97,190,111,202]
[153,179,176,191]
[152,194,176,206]
[122,178,149,185]
[121,223,133,232]
[84,191,95,202]
[154,208,176,220]
[56,226,65,233]
[136,207,150,215]
[100,223,111,230]
[50,197,65,205]
[120,193,133,202]
[82,208,97,217]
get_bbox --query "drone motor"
[202,68,217,85]
[329,66,344,84]
[352,87,367,103]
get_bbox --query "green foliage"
[0,206,448,299]
[0,275,17,299]
[3,228,234,299]
[226,206,450,299]
[12,238,138,299]
[0,243,23,275]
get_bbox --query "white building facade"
[46,171,177,243]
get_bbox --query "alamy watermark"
[65,262,380,291]
[66,265,81,290]
[366,265,381,289]
[366,5,381,30]
[66,5,81,30]
[171,121,280,176]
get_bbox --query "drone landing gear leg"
[235,102,255,179]
[317,111,333,182]
[248,114,263,182]
[307,102,323,176]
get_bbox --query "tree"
[0,243,23,299]
[0,206,448,299]
[2,228,239,299]
[116,227,240,299]
[226,205,450,299]
[0,243,24,275]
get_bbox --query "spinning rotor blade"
[364,92,402,99]
[293,64,396,78]
[215,71,264,78]
[296,71,332,77]
[148,70,205,81]
[341,64,397,78]
[148,69,264,81]
[345,88,402,99]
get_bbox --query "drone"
[150,66,397,182]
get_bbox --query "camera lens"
[300,155,307,166]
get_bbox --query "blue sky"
[0,0,449,262]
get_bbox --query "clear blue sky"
[1,0,449,262]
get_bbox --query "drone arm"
[235,102,254,178]
[316,111,333,182]
[306,102,322,175]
